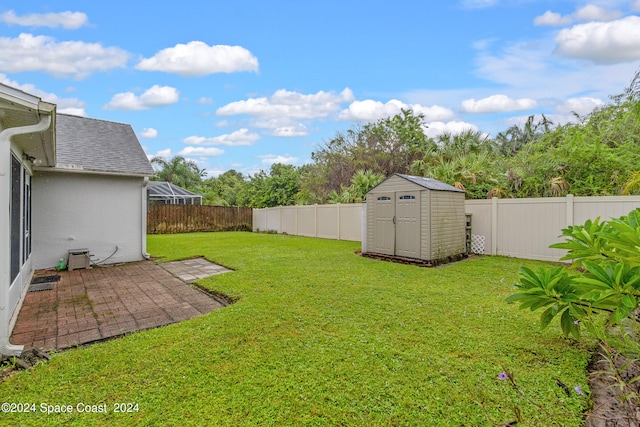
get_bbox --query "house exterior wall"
[32,171,146,269]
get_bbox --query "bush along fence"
[147,204,252,234]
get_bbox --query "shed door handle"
[393,216,396,224]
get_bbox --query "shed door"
[395,191,420,258]
[372,193,395,255]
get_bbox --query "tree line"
[151,71,640,208]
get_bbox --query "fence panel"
[148,204,252,234]
[466,195,640,261]
[253,197,640,261]
[495,198,567,261]
[253,204,364,241]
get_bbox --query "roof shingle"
[55,114,154,176]
[395,173,465,192]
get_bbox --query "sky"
[1,1,639,177]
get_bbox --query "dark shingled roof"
[55,113,154,176]
[395,173,465,192]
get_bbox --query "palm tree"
[150,156,205,190]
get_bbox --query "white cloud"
[178,147,225,157]
[140,128,158,138]
[555,97,604,116]
[217,88,354,119]
[472,32,638,101]
[270,124,308,137]
[0,10,88,29]
[183,129,259,146]
[58,107,86,116]
[258,154,299,165]
[534,11,572,26]
[535,5,622,27]
[147,148,172,161]
[555,16,640,64]
[423,121,479,139]
[573,5,622,22]
[136,41,258,76]
[0,33,128,79]
[246,118,310,137]
[338,99,454,122]
[461,94,536,113]
[0,74,86,113]
[198,97,214,105]
[104,85,179,110]
[634,1,640,12]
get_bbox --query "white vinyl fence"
[253,195,640,261]
[253,204,364,241]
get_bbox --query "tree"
[495,115,552,156]
[328,169,385,203]
[307,109,433,202]
[237,163,302,208]
[200,169,247,206]
[150,156,205,190]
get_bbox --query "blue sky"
[1,1,639,177]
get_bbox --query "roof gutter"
[35,165,154,178]
[0,114,53,356]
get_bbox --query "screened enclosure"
[147,181,202,205]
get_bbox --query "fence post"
[337,203,341,240]
[295,205,299,235]
[314,204,318,238]
[279,206,283,234]
[491,197,498,255]
[566,194,574,228]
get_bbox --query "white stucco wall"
[32,171,146,269]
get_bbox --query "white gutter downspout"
[0,115,52,356]
[141,177,151,260]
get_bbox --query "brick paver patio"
[11,259,230,351]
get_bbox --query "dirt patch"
[0,348,51,382]
[586,347,640,426]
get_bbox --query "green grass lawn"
[1,232,592,426]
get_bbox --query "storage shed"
[364,173,466,262]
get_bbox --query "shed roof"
[395,174,464,192]
[368,173,465,193]
[52,113,154,176]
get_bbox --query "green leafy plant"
[507,209,640,336]
[507,209,640,424]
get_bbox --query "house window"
[10,154,20,284]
